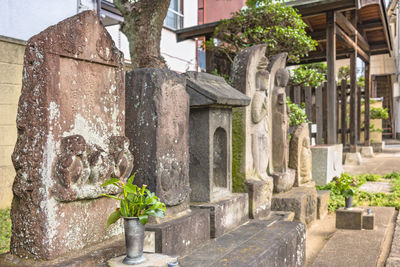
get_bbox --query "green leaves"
[106,209,122,228]
[370,107,389,120]
[289,63,326,87]
[102,173,166,227]
[210,0,317,63]
[287,97,309,127]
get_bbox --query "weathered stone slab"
[360,146,374,158]
[191,193,249,238]
[145,209,210,257]
[311,144,343,186]
[372,141,384,152]
[336,208,363,230]
[246,179,273,219]
[10,11,131,260]
[108,253,178,267]
[317,190,330,220]
[179,219,306,267]
[272,169,296,193]
[344,152,362,165]
[125,68,190,215]
[271,184,317,225]
[289,123,312,186]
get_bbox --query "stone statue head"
[275,68,289,87]
[302,137,310,149]
[256,56,269,93]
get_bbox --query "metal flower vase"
[123,217,146,265]
[345,196,353,209]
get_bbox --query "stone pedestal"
[336,208,363,229]
[359,146,374,158]
[271,183,317,225]
[372,141,385,152]
[317,190,330,220]
[363,212,375,230]
[145,209,210,256]
[191,193,248,238]
[311,144,343,186]
[344,152,362,165]
[108,253,178,267]
[246,179,273,219]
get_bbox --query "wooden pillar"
[326,11,337,144]
[364,61,371,145]
[294,86,301,105]
[357,85,362,141]
[349,10,358,152]
[341,80,347,146]
[323,82,328,142]
[316,85,324,144]
[305,86,313,121]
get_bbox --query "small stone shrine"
[289,123,312,186]
[185,71,250,238]
[125,69,210,256]
[7,11,132,261]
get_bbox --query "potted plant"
[102,173,166,265]
[333,173,356,209]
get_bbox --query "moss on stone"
[232,107,246,193]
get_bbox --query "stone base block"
[272,169,295,193]
[180,219,306,267]
[0,235,125,267]
[336,208,363,229]
[108,253,177,267]
[372,142,384,153]
[145,209,210,256]
[360,146,374,158]
[317,190,330,220]
[311,144,343,186]
[363,213,375,230]
[191,193,249,238]
[246,178,273,219]
[271,185,317,225]
[344,152,362,165]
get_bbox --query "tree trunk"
[114,0,171,69]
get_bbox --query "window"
[164,0,184,30]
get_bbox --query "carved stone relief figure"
[289,123,312,185]
[271,68,290,173]
[300,137,312,184]
[251,58,270,179]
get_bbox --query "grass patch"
[317,172,400,212]
[0,208,11,254]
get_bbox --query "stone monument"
[7,11,132,261]
[125,69,210,256]
[185,71,250,238]
[289,123,312,186]
[231,45,283,219]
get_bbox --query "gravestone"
[185,71,250,238]
[231,45,286,219]
[289,123,312,186]
[125,69,210,256]
[8,11,132,261]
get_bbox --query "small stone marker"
[10,11,132,260]
[311,144,343,186]
[317,190,330,220]
[363,211,375,230]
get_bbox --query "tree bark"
[114,0,171,69]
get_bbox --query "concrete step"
[179,214,306,267]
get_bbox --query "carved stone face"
[256,69,269,92]
[275,68,289,87]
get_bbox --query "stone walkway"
[359,182,393,193]
[344,144,400,175]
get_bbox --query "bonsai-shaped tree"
[207,0,317,63]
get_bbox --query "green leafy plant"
[333,173,356,198]
[370,107,389,120]
[287,97,310,127]
[0,208,11,254]
[102,174,166,226]
[289,63,326,87]
[207,0,317,63]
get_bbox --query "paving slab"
[359,181,392,194]
[386,211,400,266]
[311,207,396,267]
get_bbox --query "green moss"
[0,208,11,254]
[232,107,246,193]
